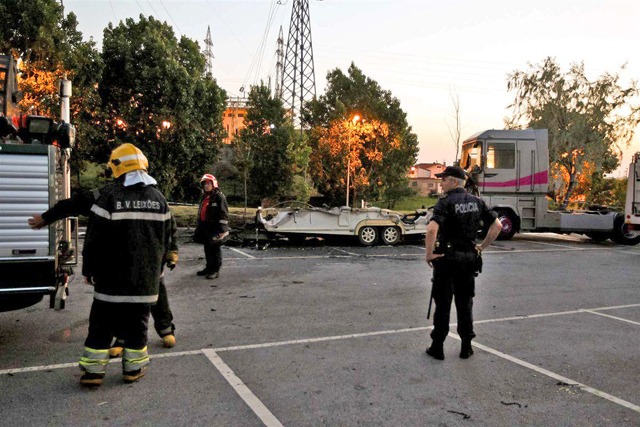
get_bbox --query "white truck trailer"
[459,129,640,245]
[0,54,77,311]
[257,203,429,246]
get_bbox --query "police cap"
[435,165,466,180]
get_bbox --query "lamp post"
[346,114,360,208]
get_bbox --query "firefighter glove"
[165,251,179,270]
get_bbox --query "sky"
[64,0,640,176]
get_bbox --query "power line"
[158,0,182,37]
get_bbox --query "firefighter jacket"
[42,188,99,223]
[43,188,179,271]
[430,187,497,251]
[82,180,172,303]
[195,189,229,243]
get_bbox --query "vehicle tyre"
[495,209,517,240]
[358,226,378,246]
[610,213,640,245]
[381,226,401,245]
[586,232,608,242]
[286,234,307,245]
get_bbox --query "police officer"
[425,165,502,360]
[76,143,172,386]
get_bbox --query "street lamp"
[346,114,360,208]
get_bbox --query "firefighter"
[75,143,172,386]
[425,165,502,360]
[194,174,229,280]
[28,176,179,352]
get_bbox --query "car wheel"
[610,213,640,245]
[358,226,378,246]
[496,210,517,240]
[381,226,400,245]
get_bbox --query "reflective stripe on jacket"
[82,180,171,303]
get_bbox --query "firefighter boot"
[80,371,105,387]
[79,347,109,387]
[109,346,124,358]
[122,347,149,383]
[426,341,445,360]
[123,368,146,383]
[162,334,176,348]
[460,339,474,359]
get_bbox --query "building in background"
[407,162,446,196]
[222,97,248,144]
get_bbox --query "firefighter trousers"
[80,299,150,374]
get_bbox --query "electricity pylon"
[281,0,316,126]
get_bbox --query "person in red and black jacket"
[194,174,229,279]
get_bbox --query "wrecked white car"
[257,203,430,246]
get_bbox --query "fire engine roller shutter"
[0,148,51,259]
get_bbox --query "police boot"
[196,268,209,276]
[426,341,445,360]
[460,339,474,359]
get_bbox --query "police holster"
[435,242,482,276]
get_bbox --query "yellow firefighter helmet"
[107,143,149,178]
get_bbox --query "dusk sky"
[65,0,640,176]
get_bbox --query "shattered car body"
[257,203,430,246]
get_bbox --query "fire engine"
[0,55,77,311]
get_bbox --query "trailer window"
[486,142,515,169]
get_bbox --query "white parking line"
[330,247,359,256]
[582,309,640,326]
[526,240,586,250]
[203,349,284,427]
[5,303,640,377]
[228,247,256,259]
[448,334,640,414]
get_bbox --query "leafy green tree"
[235,84,309,204]
[0,0,104,182]
[99,15,226,201]
[305,63,418,207]
[506,57,640,209]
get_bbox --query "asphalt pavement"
[1,232,639,426]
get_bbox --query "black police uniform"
[429,187,497,345]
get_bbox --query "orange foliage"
[17,61,68,116]
[312,117,394,203]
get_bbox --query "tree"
[0,0,104,181]
[305,63,418,207]
[99,15,226,201]
[235,84,310,205]
[448,88,462,163]
[506,57,640,209]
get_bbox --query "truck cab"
[459,129,639,245]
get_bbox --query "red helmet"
[200,173,218,188]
